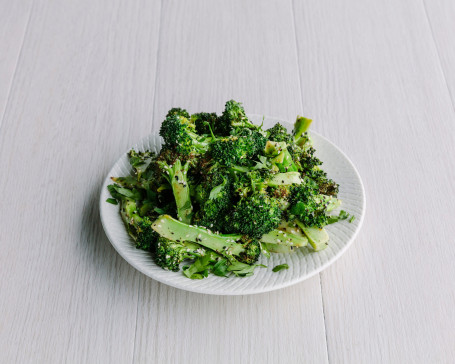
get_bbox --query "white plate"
[99,115,365,295]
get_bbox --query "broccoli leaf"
[272,264,289,272]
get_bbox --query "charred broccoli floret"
[166,107,190,119]
[216,100,259,135]
[158,159,193,224]
[154,237,203,271]
[159,114,209,155]
[191,112,218,135]
[227,194,282,238]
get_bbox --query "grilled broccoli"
[108,100,351,279]
[159,114,209,156]
[154,237,204,271]
[191,112,218,135]
[158,159,193,224]
[216,100,259,135]
[227,193,282,238]
[152,215,261,265]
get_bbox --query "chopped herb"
[106,198,118,205]
[272,264,289,272]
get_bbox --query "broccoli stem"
[266,172,303,187]
[152,215,245,257]
[294,220,329,251]
[260,229,308,247]
[120,199,142,239]
[161,160,193,224]
[293,116,312,142]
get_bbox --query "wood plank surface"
[132,1,329,363]
[423,0,455,104]
[0,0,161,362]
[293,0,455,362]
[0,1,33,127]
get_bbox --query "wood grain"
[133,1,328,363]
[0,0,161,362]
[0,0,33,128]
[423,0,455,105]
[293,0,455,362]
[1,0,455,362]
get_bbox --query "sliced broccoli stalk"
[262,243,294,254]
[152,215,247,257]
[117,199,158,251]
[260,229,308,247]
[293,116,312,142]
[295,220,329,251]
[265,141,298,172]
[264,141,287,156]
[314,195,342,212]
[266,172,303,187]
[159,159,193,224]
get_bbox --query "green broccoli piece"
[151,215,261,265]
[193,176,232,231]
[154,237,204,271]
[159,114,209,155]
[116,198,158,251]
[166,107,190,119]
[209,136,253,166]
[216,100,258,135]
[287,178,340,228]
[191,112,218,135]
[159,159,193,224]
[226,194,282,238]
[293,116,312,144]
[267,123,292,144]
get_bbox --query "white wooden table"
[1,1,454,363]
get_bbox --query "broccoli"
[158,159,193,224]
[193,176,232,231]
[216,100,259,135]
[287,178,340,228]
[159,114,209,155]
[154,237,204,271]
[152,215,261,265]
[235,128,267,157]
[116,198,158,251]
[166,107,190,119]
[108,101,350,279]
[209,136,253,166]
[267,123,292,144]
[226,194,282,238]
[191,112,218,135]
[293,116,312,144]
[127,150,157,179]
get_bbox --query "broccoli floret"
[306,168,339,197]
[267,123,292,144]
[209,136,253,166]
[127,150,157,179]
[227,194,282,238]
[116,198,159,251]
[288,179,336,228]
[166,107,190,119]
[152,215,260,265]
[193,176,232,231]
[216,100,258,135]
[159,114,208,155]
[235,128,267,157]
[158,159,193,224]
[154,237,203,271]
[191,112,218,135]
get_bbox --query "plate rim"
[99,115,366,295]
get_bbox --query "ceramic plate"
[99,115,365,295]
